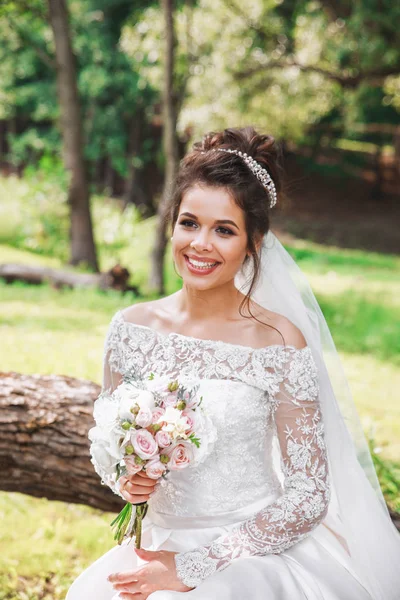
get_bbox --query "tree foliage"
[0,0,157,182]
[0,0,398,190]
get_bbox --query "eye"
[216,226,234,236]
[178,219,197,229]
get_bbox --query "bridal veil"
[234,230,400,599]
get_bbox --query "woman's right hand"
[118,471,159,504]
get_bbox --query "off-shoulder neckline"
[115,310,310,355]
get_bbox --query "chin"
[181,275,220,290]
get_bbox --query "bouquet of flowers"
[88,368,215,548]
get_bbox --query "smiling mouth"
[184,255,221,272]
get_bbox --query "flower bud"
[125,444,134,455]
[121,421,132,430]
[168,380,179,392]
[176,400,186,410]
[134,455,145,465]
[160,454,170,464]
[130,405,140,416]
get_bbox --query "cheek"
[172,231,190,260]
[220,239,248,265]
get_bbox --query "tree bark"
[0,372,123,512]
[148,0,179,294]
[0,371,399,532]
[0,263,140,294]
[47,0,99,272]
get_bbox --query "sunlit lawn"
[1,220,399,598]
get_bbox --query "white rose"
[146,374,171,394]
[135,390,156,411]
[116,383,156,420]
[93,394,119,428]
[157,406,182,426]
[117,392,139,422]
[117,381,141,401]
[158,406,191,440]
[89,428,120,476]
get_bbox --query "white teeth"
[187,257,218,269]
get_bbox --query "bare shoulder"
[250,304,307,350]
[276,314,308,349]
[120,295,176,329]
[120,301,155,327]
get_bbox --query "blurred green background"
[0,0,399,598]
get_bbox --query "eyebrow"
[179,212,240,231]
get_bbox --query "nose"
[190,229,213,252]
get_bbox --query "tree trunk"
[0,263,140,294]
[0,372,123,512]
[47,0,99,272]
[394,126,400,182]
[148,0,179,294]
[123,113,154,218]
[1,371,399,532]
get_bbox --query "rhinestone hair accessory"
[214,148,277,208]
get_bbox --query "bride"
[67,126,400,600]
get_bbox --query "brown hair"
[165,125,286,344]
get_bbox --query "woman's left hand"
[108,547,193,599]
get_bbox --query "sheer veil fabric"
[233,230,400,599]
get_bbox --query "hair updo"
[165,125,285,341]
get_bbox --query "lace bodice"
[95,310,331,588]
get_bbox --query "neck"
[174,280,247,324]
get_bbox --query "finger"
[136,470,154,479]
[120,490,151,504]
[131,473,158,486]
[125,482,156,495]
[134,547,161,561]
[112,582,139,592]
[108,571,139,584]
[130,484,154,496]
[119,475,128,487]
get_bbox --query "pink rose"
[151,407,165,424]
[145,457,166,480]
[182,410,196,433]
[155,430,171,448]
[165,441,194,471]
[131,429,158,460]
[124,456,143,475]
[135,406,153,428]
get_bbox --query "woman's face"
[171,184,249,290]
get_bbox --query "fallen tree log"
[0,371,399,533]
[0,263,140,295]
[0,371,124,512]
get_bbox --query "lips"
[185,254,220,263]
[184,254,221,275]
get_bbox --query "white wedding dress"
[66,309,376,600]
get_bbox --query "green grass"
[0,174,399,597]
[0,493,114,599]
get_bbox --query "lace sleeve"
[89,312,124,498]
[101,311,123,395]
[174,346,331,588]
